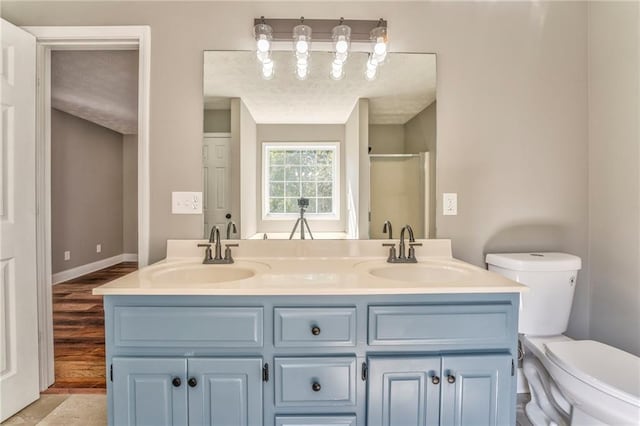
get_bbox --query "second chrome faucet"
[198,225,238,264]
[382,224,422,263]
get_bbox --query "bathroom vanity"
[94,240,525,426]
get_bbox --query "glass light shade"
[332,24,351,54]
[254,23,273,52]
[370,25,388,63]
[261,59,274,80]
[293,24,312,54]
[256,50,271,64]
[296,64,309,80]
[365,56,378,81]
[330,60,345,80]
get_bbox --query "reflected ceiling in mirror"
[203,51,436,125]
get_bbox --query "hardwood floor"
[45,262,137,393]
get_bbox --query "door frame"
[26,25,151,390]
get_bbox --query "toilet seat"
[544,340,640,407]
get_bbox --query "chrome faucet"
[382,224,422,263]
[382,220,393,239]
[197,225,238,264]
[226,221,237,239]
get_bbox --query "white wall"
[587,1,640,356]
[345,102,360,239]
[3,1,590,338]
[238,99,257,238]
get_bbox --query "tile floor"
[3,393,534,425]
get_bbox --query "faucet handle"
[197,243,213,262]
[197,243,211,248]
[382,243,397,263]
[224,243,239,263]
[408,242,422,261]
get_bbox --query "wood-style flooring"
[46,262,137,393]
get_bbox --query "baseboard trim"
[52,253,137,285]
[122,253,139,262]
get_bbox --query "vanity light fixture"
[254,17,275,79]
[365,20,388,81]
[253,17,387,81]
[293,18,312,80]
[330,19,351,80]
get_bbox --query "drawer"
[275,357,356,407]
[368,303,513,347]
[275,415,357,426]
[274,307,356,347]
[113,306,263,348]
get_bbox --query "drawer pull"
[431,375,440,385]
[311,326,321,336]
[447,374,456,384]
[312,382,321,392]
[188,377,197,387]
[172,377,181,387]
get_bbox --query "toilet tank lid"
[485,252,581,272]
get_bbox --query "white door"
[203,135,232,237]
[0,19,39,421]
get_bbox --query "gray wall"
[203,109,231,133]
[369,124,404,154]
[3,1,590,338]
[123,134,138,254]
[588,2,640,356]
[51,109,124,273]
[405,101,437,238]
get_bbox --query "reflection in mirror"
[203,51,436,239]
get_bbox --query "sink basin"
[366,262,473,284]
[143,261,269,285]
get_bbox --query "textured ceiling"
[52,50,139,135]
[203,51,436,124]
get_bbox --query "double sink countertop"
[93,239,527,296]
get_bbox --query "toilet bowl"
[486,252,640,425]
[523,335,640,425]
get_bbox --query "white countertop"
[93,239,527,296]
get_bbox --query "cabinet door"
[440,354,512,426]
[112,357,188,426]
[187,358,263,426]
[367,357,441,426]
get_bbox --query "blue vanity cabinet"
[367,357,442,426]
[104,293,519,426]
[112,357,188,426]
[367,354,512,426]
[112,357,262,426]
[439,354,512,426]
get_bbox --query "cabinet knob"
[431,375,440,385]
[311,326,321,336]
[172,377,181,387]
[312,382,321,392]
[447,374,456,384]
[188,377,197,388]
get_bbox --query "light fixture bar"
[254,18,386,42]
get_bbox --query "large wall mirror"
[203,50,436,240]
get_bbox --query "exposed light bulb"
[295,37,309,54]
[330,60,344,80]
[374,37,387,56]
[334,51,348,65]
[262,60,274,80]
[365,67,377,81]
[257,35,270,53]
[256,50,270,64]
[296,65,309,80]
[335,36,348,54]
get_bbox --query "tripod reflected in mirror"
[289,198,314,240]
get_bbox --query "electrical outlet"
[64,251,71,261]
[172,191,203,214]
[96,244,102,253]
[443,193,458,216]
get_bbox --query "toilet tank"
[485,252,582,336]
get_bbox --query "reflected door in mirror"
[203,134,232,237]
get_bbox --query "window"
[263,143,340,219]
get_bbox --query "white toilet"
[486,252,640,426]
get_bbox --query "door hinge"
[110,364,113,382]
[262,363,269,382]
[511,359,515,376]
[361,362,367,381]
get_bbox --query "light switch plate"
[172,191,203,214]
[443,193,458,216]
